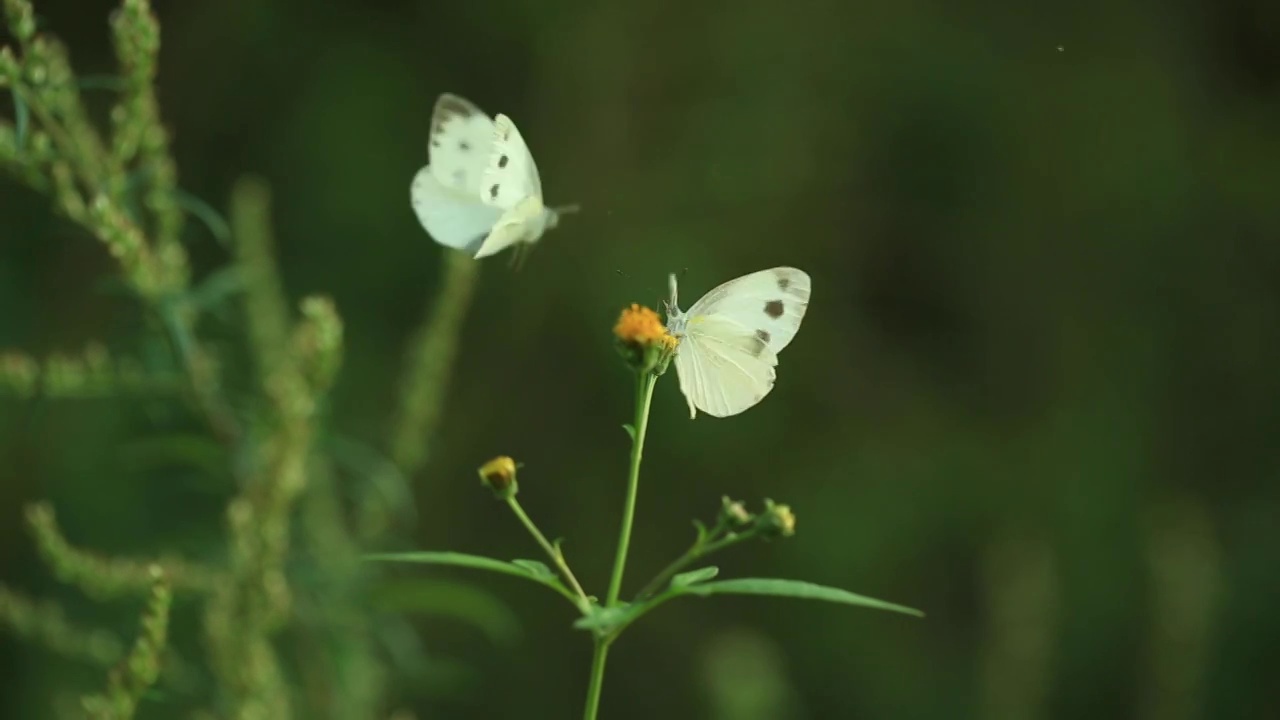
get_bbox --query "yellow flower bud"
[759,499,796,538]
[719,496,753,529]
[478,456,518,499]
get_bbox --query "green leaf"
[670,566,719,589]
[572,604,638,633]
[691,519,709,543]
[510,559,556,581]
[364,551,578,605]
[572,576,922,640]
[173,187,233,247]
[622,423,636,441]
[681,578,923,617]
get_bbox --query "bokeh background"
[3,0,1279,718]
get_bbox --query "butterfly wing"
[673,267,811,418]
[675,314,779,418]
[479,113,543,209]
[410,93,503,251]
[685,267,811,354]
[470,113,548,258]
[427,93,496,192]
[410,167,503,252]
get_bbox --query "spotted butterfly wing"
[472,114,548,259]
[667,267,811,418]
[480,113,543,208]
[410,93,503,253]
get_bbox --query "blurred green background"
[3,0,1279,718]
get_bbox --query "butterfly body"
[410,93,573,260]
[665,267,811,419]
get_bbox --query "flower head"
[759,499,796,538]
[614,304,678,374]
[478,456,518,499]
[719,496,753,530]
[614,304,669,345]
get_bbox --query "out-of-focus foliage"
[2,0,1278,718]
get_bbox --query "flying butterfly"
[663,267,811,418]
[409,93,577,262]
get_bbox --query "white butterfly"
[664,267,811,419]
[409,93,576,260]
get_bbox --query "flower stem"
[583,371,656,719]
[605,372,657,608]
[506,496,590,611]
[582,638,610,720]
[633,531,754,601]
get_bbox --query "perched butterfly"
[663,267,811,418]
[409,93,576,262]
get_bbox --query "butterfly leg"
[511,243,534,272]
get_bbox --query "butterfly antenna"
[552,203,581,215]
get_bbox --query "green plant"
[0,1,485,717]
[2,2,919,717]
[369,304,924,719]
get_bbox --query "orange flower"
[613,304,671,347]
[614,304,677,374]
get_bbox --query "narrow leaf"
[622,424,636,441]
[681,578,923,617]
[691,519,709,543]
[670,566,719,589]
[363,552,576,604]
[510,559,556,581]
[366,552,533,578]
[173,187,233,247]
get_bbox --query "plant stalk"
[582,639,610,720]
[506,496,590,610]
[605,372,657,607]
[583,370,656,719]
[633,531,754,601]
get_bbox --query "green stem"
[582,370,657,719]
[582,639,610,720]
[633,531,754,601]
[605,372,657,608]
[506,496,590,610]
